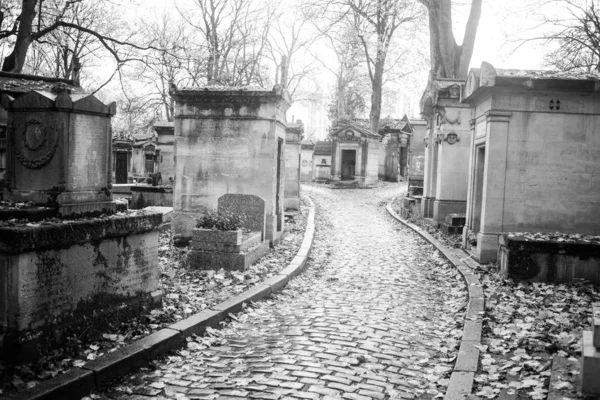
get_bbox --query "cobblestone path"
[100,183,467,400]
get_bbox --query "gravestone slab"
[218,194,266,240]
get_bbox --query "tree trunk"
[336,70,346,119]
[2,0,38,72]
[369,60,383,134]
[425,0,482,79]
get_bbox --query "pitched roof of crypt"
[0,71,84,97]
[313,140,332,156]
[329,118,380,139]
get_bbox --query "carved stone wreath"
[23,119,48,151]
[12,119,59,169]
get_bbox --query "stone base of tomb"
[582,331,600,395]
[432,199,466,225]
[439,213,466,235]
[498,234,600,283]
[399,196,422,219]
[0,212,163,363]
[188,229,269,271]
[284,197,300,210]
[421,197,435,219]
[467,232,500,264]
[131,185,174,209]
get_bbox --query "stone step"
[582,330,600,396]
[445,213,466,227]
[593,302,600,347]
[439,222,463,235]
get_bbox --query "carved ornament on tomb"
[12,118,59,169]
[445,132,459,145]
[337,129,362,142]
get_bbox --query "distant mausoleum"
[300,139,314,181]
[312,140,332,182]
[329,118,379,187]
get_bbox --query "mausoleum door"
[341,149,356,180]
[115,152,128,184]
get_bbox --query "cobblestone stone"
[96,184,465,400]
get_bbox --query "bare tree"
[306,0,424,132]
[418,0,482,79]
[525,0,600,72]
[179,0,277,86]
[0,0,154,74]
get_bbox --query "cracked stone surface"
[94,183,467,400]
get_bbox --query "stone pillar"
[431,101,471,224]
[284,121,303,210]
[3,87,117,216]
[474,111,511,263]
[171,85,291,244]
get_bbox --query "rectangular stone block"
[582,330,600,396]
[445,213,466,226]
[192,232,261,253]
[444,371,474,400]
[188,241,270,271]
[593,302,600,347]
[212,283,271,315]
[192,228,242,245]
[169,309,223,337]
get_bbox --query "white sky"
[106,0,560,134]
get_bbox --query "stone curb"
[386,202,483,400]
[10,196,317,400]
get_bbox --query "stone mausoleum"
[170,85,290,244]
[284,120,303,210]
[378,117,411,182]
[462,62,600,262]
[0,82,162,360]
[329,118,379,187]
[420,77,472,224]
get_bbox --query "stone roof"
[495,68,600,81]
[313,141,332,156]
[0,71,83,97]
[301,140,314,150]
[153,121,174,129]
[330,119,380,139]
[464,62,600,101]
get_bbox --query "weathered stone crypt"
[461,63,600,263]
[420,78,472,225]
[170,85,290,244]
[329,119,379,187]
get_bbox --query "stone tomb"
[582,302,600,395]
[461,62,600,262]
[0,84,163,361]
[170,85,290,245]
[284,121,303,210]
[329,119,379,188]
[0,209,163,361]
[2,87,116,216]
[420,78,471,225]
[188,194,270,271]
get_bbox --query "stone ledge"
[386,201,483,399]
[9,194,316,400]
[0,212,163,253]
